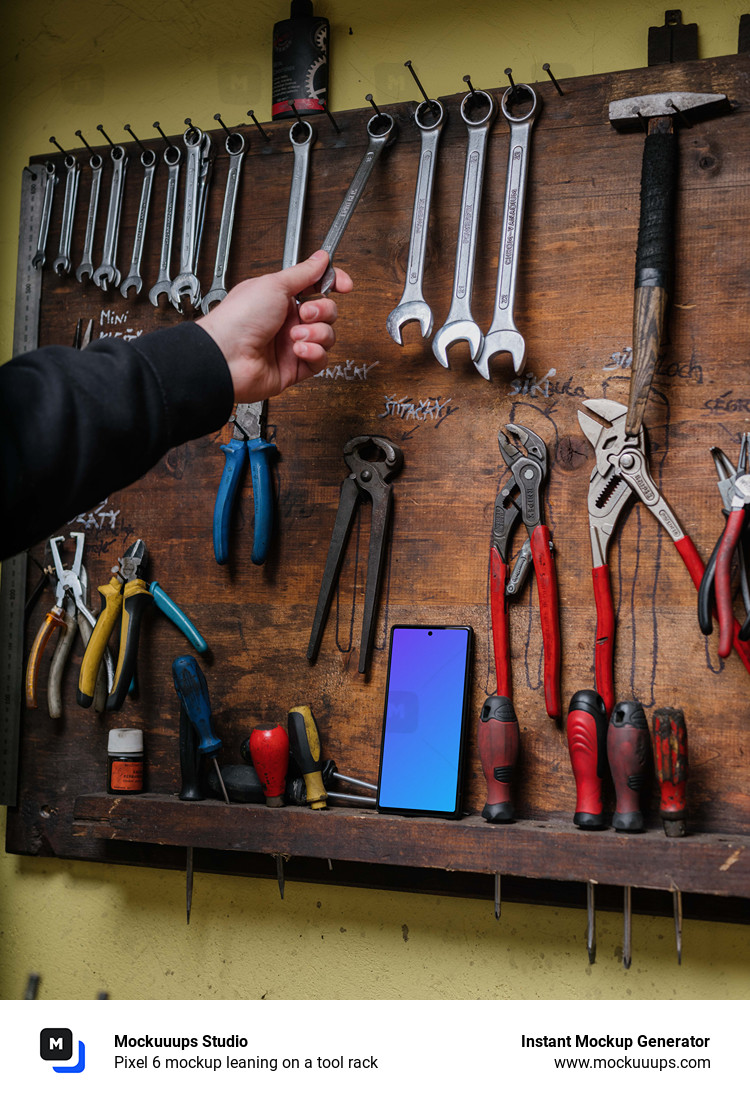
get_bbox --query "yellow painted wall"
[1,0,748,999]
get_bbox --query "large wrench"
[431,89,496,367]
[386,98,445,344]
[319,112,398,295]
[31,161,58,269]
[93,145,128,290]
[201,131,246,313]
[282,118,314,271]
[120,148,157,298]
[474,85,541,379]
[170,125,212,312]
[75,152,104,283]
[148,144,182,306]
[53,154,80,276]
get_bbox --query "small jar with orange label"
[107,728,144,794]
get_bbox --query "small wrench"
[53,154,80,276]
[93,145,129,290]
[282,118,314,271]
[386,98,445,344]
[474,85,541,379]
[148,144,182,306]
[170,125,212,312]
[75,152,104,283]
[319,112,398,295]
[201,131,246,313]
[432,88,496,368]
[120,148,157,298]
[31,162,57,269]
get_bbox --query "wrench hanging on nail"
[432,87,496,368]
[474,84,541,379]
[318,111,398,295]
[170,124,213,312]
[75,152,103,283]
[149,144,182,306]
[93,144,129,291]
[386,98,445,345]
[282,118,315,271]
[31,162,57,270]
[53,155,81,276]
[201,130,246,313]
[120,148,157,299]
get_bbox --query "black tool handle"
[566,689,608,829]
[607,699,650,832]
[477,695,519,823]
[178,702,203,801]
[287,705,328,808]
[107,582,151,711]
[626,120,678,438]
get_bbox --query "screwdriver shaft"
[586,881,596,964]
[186,846,194,924]
[623,885,632,969]
[673,889,683,965]
[494,872,502,920]
[275,854,285,899]
[213,757,230,804]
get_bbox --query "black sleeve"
[0,322,234,559]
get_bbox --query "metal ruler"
[0,166,44,805]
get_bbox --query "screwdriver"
[248,724,290,898]
[652,706,689,963]
[477,694,519,922]
[607,699,650,968]
[566,689,608,963]
[178,701,203,924]
[172,656,230,804]
[287,705,328,809]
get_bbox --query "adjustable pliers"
[307,435,404,675]
[490,424,561,720]
[698,435,750,656]
[213,400,278,565]
[578,398,750,711]
[78,539,207,711]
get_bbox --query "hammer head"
[609,90,729,131]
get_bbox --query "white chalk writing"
[315,360,377,381]
[73,498,120,531]
[380,394,454,423]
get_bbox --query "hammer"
[609,90,730,436]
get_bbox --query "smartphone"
[376,625,473,818]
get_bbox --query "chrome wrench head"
[431,88,496,369]
[474,84,541,380]
[386,98,445,345]
[319,111,398,295]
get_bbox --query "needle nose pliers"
[490,424,561,720]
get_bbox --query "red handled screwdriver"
[478,695,519,825]
[248,725,290,898]
[652,706,689,963]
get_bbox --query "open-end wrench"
[319,112,398,295]
[386,98,445,344]
[120,148,157,299]
[75,152,104,283]
[53,154,81,276]
[93,145,129,291]
[474,85,541,379]
[282,118,314,271]
[170,125,213,312]
[31,162,58,269]
[432,88,496,368]
[201,131,246,313]
[149,144,182,306]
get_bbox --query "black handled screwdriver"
[178,701,203,925]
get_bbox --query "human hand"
[196,250,353,403]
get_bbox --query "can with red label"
[107,728,144,794]
[272,1,329,120]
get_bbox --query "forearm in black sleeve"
[0,322,233,559]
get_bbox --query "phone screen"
[376,625,473,817]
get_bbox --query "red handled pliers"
[713,438,750,658]
[490,424,561,720]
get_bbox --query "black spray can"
[272,0,329,120]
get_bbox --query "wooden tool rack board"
[6,52,750,919]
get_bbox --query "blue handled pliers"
[213,400,278,565]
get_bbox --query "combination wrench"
[201,130,246,313]
[386,98,445,344]
[282,118,314,271]
[75,151,104,283]
[93,144,129,291]
[53,154,80,276]
[319,112,398,295]
[474,85,541,379]
[120,147,157,299]
[31,162,58,269]
[148,144,182,306]
[431,88,496,368]
[170,125,212,312]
